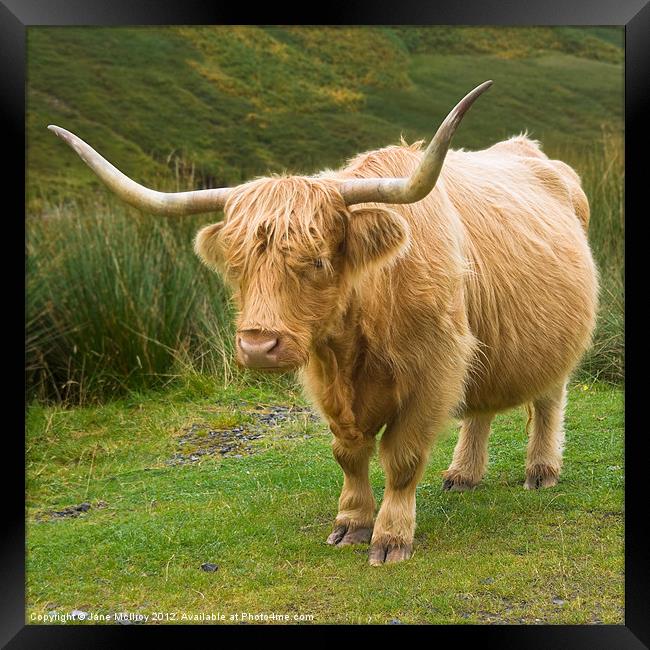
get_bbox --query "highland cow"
[49,81,599,565]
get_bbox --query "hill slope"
[27,26,623,209]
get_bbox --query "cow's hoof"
[327,524,373,547]
[524,474,559,490]
[368,542,413,566]
[524,466,559,490]
[442,478,474,492]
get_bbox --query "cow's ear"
[194,221,226,272]
[345,207,410,272]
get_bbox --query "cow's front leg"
[369,402,443,566]
[327,436,376,546]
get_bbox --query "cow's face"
[195,176,410,371]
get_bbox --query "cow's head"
[193,176,411,369]
[48,81,492,371]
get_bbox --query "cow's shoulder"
[483,134,547,160]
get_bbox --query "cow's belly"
[461,261,598,414]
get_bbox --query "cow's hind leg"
[442,413,494,491]
[524,382,567,489]
[327,437,376,546]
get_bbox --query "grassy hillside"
[27,26,623,210]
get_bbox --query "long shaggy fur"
[195,134,599,560]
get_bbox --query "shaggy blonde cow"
[49,81,598,565]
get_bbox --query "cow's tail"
[551,159,591,233]
[524,402,534,437]
[569,181,591,233]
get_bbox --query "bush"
[27,198,235,403]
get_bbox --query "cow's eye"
[313,258,324,269]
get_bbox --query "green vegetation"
[27,203,235,402]
[563,132,624,383]
[26,382,623,624]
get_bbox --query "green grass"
[26,202,236,402]
[566,132,624,384]
[26,382,623,625]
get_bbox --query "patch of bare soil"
[35,500,108,521]
[168,404,320,466]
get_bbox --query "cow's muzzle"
[236,330,302,371]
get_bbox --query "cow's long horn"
[339,80,493,206]
[47,125,232,215]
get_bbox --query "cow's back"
[438,139,598,412]
[338,137,598,413]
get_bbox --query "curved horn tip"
[468,79,494,100]
[473,80,493,100]
[451,80,493,122]
[478,80,493,96]
[47,125,87,159]
[47,125,70,141]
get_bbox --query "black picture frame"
[6,1,648,647]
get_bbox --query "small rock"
[201,563,219,572]
[481,577,494,584]
[50,502,93,518]
[388,619,403,625]
[70,609,89,620]
[552,597,565,606]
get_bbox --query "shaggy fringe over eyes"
[220,176,348,275]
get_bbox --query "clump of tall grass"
[27,197,236,403]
